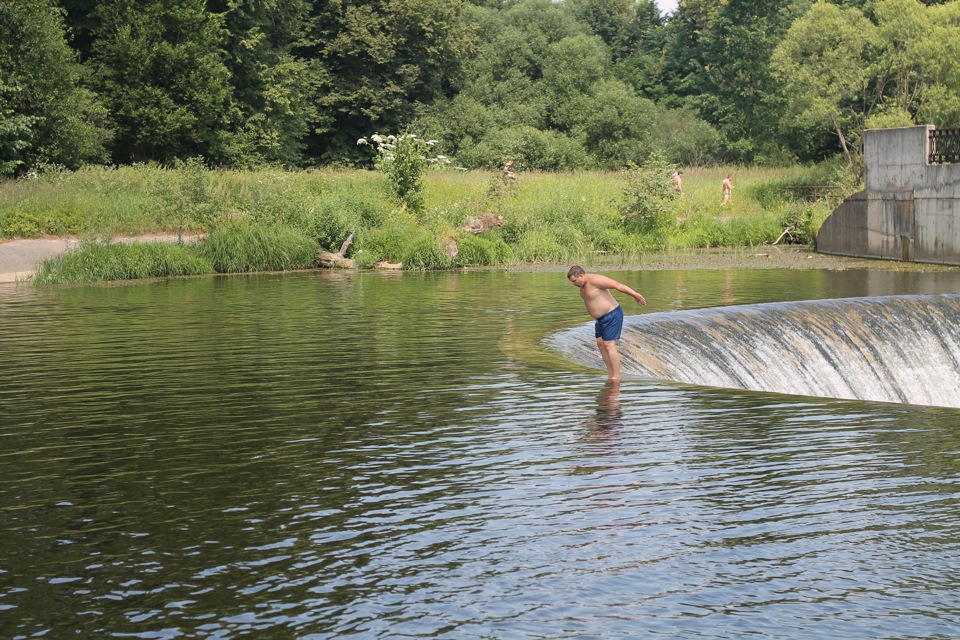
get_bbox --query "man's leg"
[596,337,613,376]
[598,338,620,380]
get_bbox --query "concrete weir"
[547,294,960,408]
[817,125,960,265]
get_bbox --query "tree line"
[1,0,958,177]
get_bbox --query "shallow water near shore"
[3,267,960,638]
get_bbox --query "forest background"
[2,0,960,280]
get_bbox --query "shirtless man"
[722,174,734,205]
[567,265,646,380]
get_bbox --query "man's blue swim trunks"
[595,305,624,341]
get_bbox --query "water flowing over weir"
[548,294,960,408]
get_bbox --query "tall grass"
[7,160,848,283]
[34,240,213,284]
[199,224,317,273]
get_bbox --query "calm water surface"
[2,267,960,638]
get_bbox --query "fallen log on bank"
[318,232,355,268]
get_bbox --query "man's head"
[567,265,586,286]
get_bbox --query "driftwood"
[318,232,355,268]
[375,261,403,270]
[772,226,795,246]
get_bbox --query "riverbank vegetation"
[3,0,956,282]
[6,159,847,283]
[2,0,958,178]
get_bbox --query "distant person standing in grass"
[502,159,516,184]
[722,174,734,205]
[567,266,646,381]
[672,170,683,194]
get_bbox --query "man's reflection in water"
[574,380,625,482]
[584,380,623,436]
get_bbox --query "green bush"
[42,202,87,236]
[779,204,830,246]
[153,157,227,238]
[354,216,425,266]
[402,236,453,270]
[359,133,448,213]
[619,153,677,234]
[455,234,512,266]
[199,224,317,273]
[2,209,42,237]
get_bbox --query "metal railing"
[786,185,843,202]
[929,128,960,164]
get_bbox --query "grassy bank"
[1,161,851,283]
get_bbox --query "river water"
[2,267,960,638]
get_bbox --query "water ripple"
[3,272,960,638]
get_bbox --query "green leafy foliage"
[3,0,959,176]
[211,0,314,167]
[304,0,475,164]
[152,157,225,239]
[0,0,109,173]
[90,0,238,164]
[779,205,830,247]
[618,153,677,233]
[0,83,36,177]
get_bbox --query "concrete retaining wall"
[817,125,960,265]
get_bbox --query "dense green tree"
[773,0,960,175]
[696,0,809,162]
[209,0,315,166]
[771,2,882,174]
[542,34,611,127]
[915,0,960,126]
[415,0,721,169]
[90,0,238,164]
[57,0,98,60]
[872,0,960,128]
[0,0,109,174]
[459,0,583,131]
[28,0,960,174]
[657,0,722,109]
[572,79,659,168]
[0,82,36,176]
[301,0,476,164]
[609,0,666,96]
[565,0,663,63]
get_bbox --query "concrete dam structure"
[817,125,960,264]
[548,294,960,408]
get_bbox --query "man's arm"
[589,274,647,305]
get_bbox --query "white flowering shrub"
[358,133,448,212]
